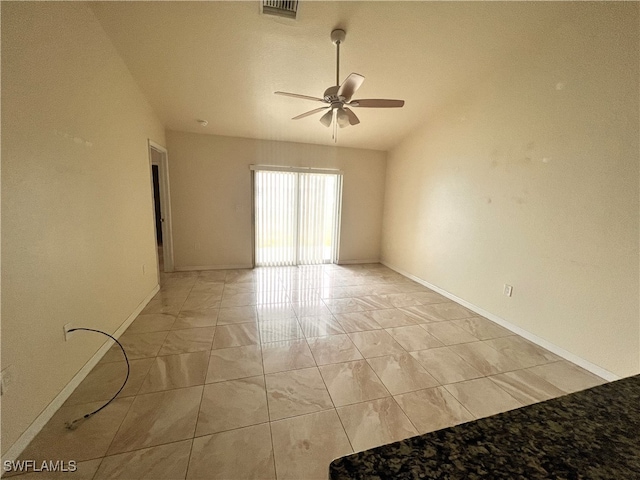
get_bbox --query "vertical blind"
[254,169,341,267]
[255,171,297,267]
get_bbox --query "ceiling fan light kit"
[274,29,405,141]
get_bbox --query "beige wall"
[1,3,165,454]
[165,131,386,269]
[382,3,639,377]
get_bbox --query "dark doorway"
[152,164,163,245]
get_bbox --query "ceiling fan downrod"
[331,29,346,87]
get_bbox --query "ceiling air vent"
[261,0,298,20]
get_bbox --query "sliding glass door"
[253,168,342,267]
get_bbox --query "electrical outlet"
[503,284,513,297]
[63,323,74,341]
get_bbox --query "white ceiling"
[91,1,576,151]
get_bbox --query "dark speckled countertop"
[330,375,640,480]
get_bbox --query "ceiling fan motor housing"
[323,86,342,103]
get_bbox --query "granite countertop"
[330,375,640,479]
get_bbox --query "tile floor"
[14,264,606,479]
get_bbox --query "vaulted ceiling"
[91,1,576,151]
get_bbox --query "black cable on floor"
[65,328,130,430]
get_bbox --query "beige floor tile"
[197,270,227,283]
[18,397,134,462]
[172,309,218,329]
[225,269,255,284]
[22,265,609,480]
[196,376,268,436]
[365,308,418,328]
[323,298,366,314]
[409,291,450,305]
[348,330,405,358]
[207,344,263,382]
[258,318,304,343]
[190,281,225,295]
[126,313,176,334]
[223,283,258,295]
[65,358,153,406]
[108,386,202,454]
[336,397,417,452]
[256,303,297,321]
[307,334,363,365]
[527,361,605,394]
[139,351,209,394]
[6,459,102,480]
[444,378,523,418]
[366,284,404,296]
[181,293,221,311]
[265,367,334,420]
[393,283,428,294]
[158,280,194,292]
[378,293,422,308]
[453,316,514,340]
[212,322,259,349]
[489,370,566,406]
[386,325,444,351]
[319,360,389,406]
[187,424,275,480]
[142,297,183,316]
[101,331,168,363]
[319,286,360,299]
[355,295,395,311]
[397,305,440,323]
[483,335,561,368]
[448,341,526,375]
[334,312,383,333]
[410,302,474,321]
[367,353,439,395]
[395,386,475,434]
[292,301,332,317]
[95,440,192,480]
[261,339,315,374]
[156,285,193,296]
[420,321,479,345]
[158,327,215,356]
[220,292,258,308]
[256,289,289,305]
[411,347,483,384]
[287,289,322,303]
[271,410,352,480]
[298,315,345,337]
[216,306,258,325]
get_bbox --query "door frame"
[148,140,175,273]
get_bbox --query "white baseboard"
[337,259,380,265]
[381,261,620,382]
[174,264,253,271]
[1,284,160,467]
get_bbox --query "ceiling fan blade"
[319,110,333,128]
[275,91,325,102]
[349,99,405,108]
[292,107,330,120]
[337,73,365,102]
[343,107,360,126]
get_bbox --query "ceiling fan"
[274,29,405,139]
